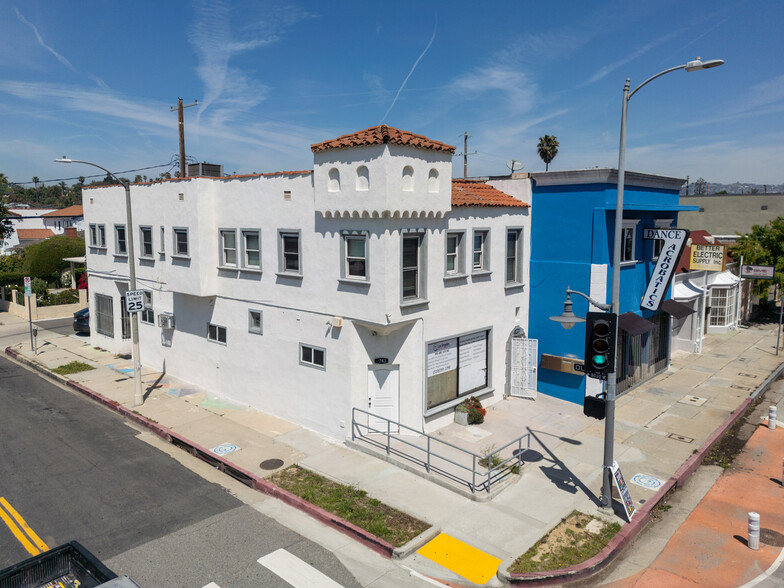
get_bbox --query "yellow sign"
[689,243,726,271]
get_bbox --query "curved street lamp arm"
[54,158,129,187]
[566,287,612,312]
[628,64,687,100]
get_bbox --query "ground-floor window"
[300,343,325,369]
[208,323,227,344]
[709,287,737,327]
[616,313,669,394]
[95,294,114,337]
[426,329,489,411]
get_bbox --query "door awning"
[618,312,656,336]
[661,299,696,320]
[673,279,703,301]
[707,270,741,287]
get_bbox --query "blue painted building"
[527,169,698,404]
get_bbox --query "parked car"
[73,307,89,334]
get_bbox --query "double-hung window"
[208,323,227,344]
[445,231,465,277]
[173,228,189,257]
[140,226,153,258]
[505,228,523,285]
[89,224,106,248]
[141,291,154,324]
[342,233,368,280]
[220,229,237,267]
[242,229,261,269]
[402,232,426,302]
[114,225,127,255]
[278,230,301,275]
[472,230,489,273]
[621,220,640,263]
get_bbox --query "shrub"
[460,396,486,424]
[31,277,48,298]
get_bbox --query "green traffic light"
[592,354,608,367]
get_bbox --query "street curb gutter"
[4,347,419,560]
[499,359,784,586]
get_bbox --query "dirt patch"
[508,510,621,574]
[703,394,765,469]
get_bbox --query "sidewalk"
[2,312,783,586]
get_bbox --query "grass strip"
[52,361,95,375]
[509,510,621,573]
[269,465,429,547]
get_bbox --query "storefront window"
[426,330,489,411]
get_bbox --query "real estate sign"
[689,243,726,271]
[741,264,774,279]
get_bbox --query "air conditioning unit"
[158,313,175,329]
[187,162,223,178]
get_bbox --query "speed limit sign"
[125,290,144,313]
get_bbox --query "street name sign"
[641,228,689,312]
[125,290,144,313]
[741,264,774,279]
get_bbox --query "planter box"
[455,410,469,426]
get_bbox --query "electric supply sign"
[689,243,726,271]
[641,228,689,312]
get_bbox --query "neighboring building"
[1,208,56,254]
[526,169,698,404]
[16,228,56,248]
[679,193,784,242]
[83,126,533,440]
[41,205,84,234]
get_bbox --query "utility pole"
[457,132,476,178]
[170,98,198,178]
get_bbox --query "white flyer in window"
[427,339,457,377]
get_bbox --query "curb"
[498,359,784,585]
[3,346,421,560]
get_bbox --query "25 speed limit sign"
[125,290,144,313]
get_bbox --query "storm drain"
[668,433,694,443]
[679,395,707,406]
[260,458,285,471]
[738,372,759,379]
[761,528,784,547]
[732,384,752,391]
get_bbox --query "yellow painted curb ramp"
[417,532,502,585]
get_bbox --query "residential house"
[83,126,532,440]
[1,208,56,254]
[41,205,84,235]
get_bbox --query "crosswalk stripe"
[258,548,344,588]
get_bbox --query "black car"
[73,307,90,334]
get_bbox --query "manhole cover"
[761,528,784,547]
[668,433,694,443]
[512,449,543,462]
[260,458,284,470]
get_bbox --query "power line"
[8,159,179,186]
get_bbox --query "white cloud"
[14,7,76,72]
[450,66,538,115]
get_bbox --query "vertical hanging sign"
[641,228,689,312]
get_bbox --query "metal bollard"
[769,406,777,430]
[748,512,760,550]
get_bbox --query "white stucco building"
[1,205,84,254]
[83,126,533,440]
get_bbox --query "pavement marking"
[201,583,221,588]
[416,532,502,585]
[210,442,239,456]
[258,548,344,588]
[631,473,664,490]
[739,541,784,587]
[0,496,49,556]
[400,565,450,586]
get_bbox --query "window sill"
[239,267,262,274]
[471,270,492,277]
[217,265,239,271]
[139,256,155,262]
[90,246,108,251]
[443,273,468,282]
[400,298,429,309]
[170,254,191,260]
[276,272,303,279]
[620,260,638,266]
[338,277,370,286]
[504,282,524,291]
[424,387,495,417]
[114,253,128,259]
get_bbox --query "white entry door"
[367,366,399,433]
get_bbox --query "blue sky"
[2,0,782,187]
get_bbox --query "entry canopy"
[661,299,696,320]
[673,280,703,301]
[618,312,656,336]
[707,270,741,287]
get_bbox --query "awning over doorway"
[661,299,696,319]
[618,312,656,336]
[673,279,703,301]
[707,270,741,287]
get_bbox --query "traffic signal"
[584,312,617,375]
[584,395,606,420]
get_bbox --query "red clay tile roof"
[311,125,456,154]
[17,229,55,240]
[41,205,83,218]
[451,180,529,208]
[676,229,730,273]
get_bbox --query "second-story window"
[342,234,368,280]
[114,225,127,255]
[505,228,523,285]
[140,226,153,258]
[278,230,301,275]
[173,228,189,257]
[472,230,489,273]
[89,224,106,248]
[242,229,260,269]
[220,229,237,267]
[445,231,465,276]
[402,233,425,301]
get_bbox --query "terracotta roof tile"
[311,125,456,154]
[17,229,55,240]
[41,205,83,218]
[451,180,529,208]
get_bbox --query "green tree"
[0,250,24,285]
[21,235,85,282]
[537,135,559,171]
[730,217,784,297]
[32,176,39,188]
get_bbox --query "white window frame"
[140,291,154,324]
[444,231,466,278]
[248,309,263,334]
[241,229,261,270]
[505,227,524,286]
[277,230,302,276]
[652,218,674,260]
[300,343,326,370]
[140,226,153,258]
[219,228,238,268]
[173,227,189,258]
[208,323,227,345]
[89,224,106,248]
[159,226,165,256]
[114,224,127,256]
[401,231,427,304]
[472,229,490,274]
[341,232,369,282]
[620,220,640,264]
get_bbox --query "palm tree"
[537,135,559,171]
[32,176,40,188]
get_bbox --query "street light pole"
[602,57,723,511]
[55,158,144,407]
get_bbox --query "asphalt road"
[0,355,360,587]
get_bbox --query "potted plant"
[455,396,486,425]
[454,402,469,425]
